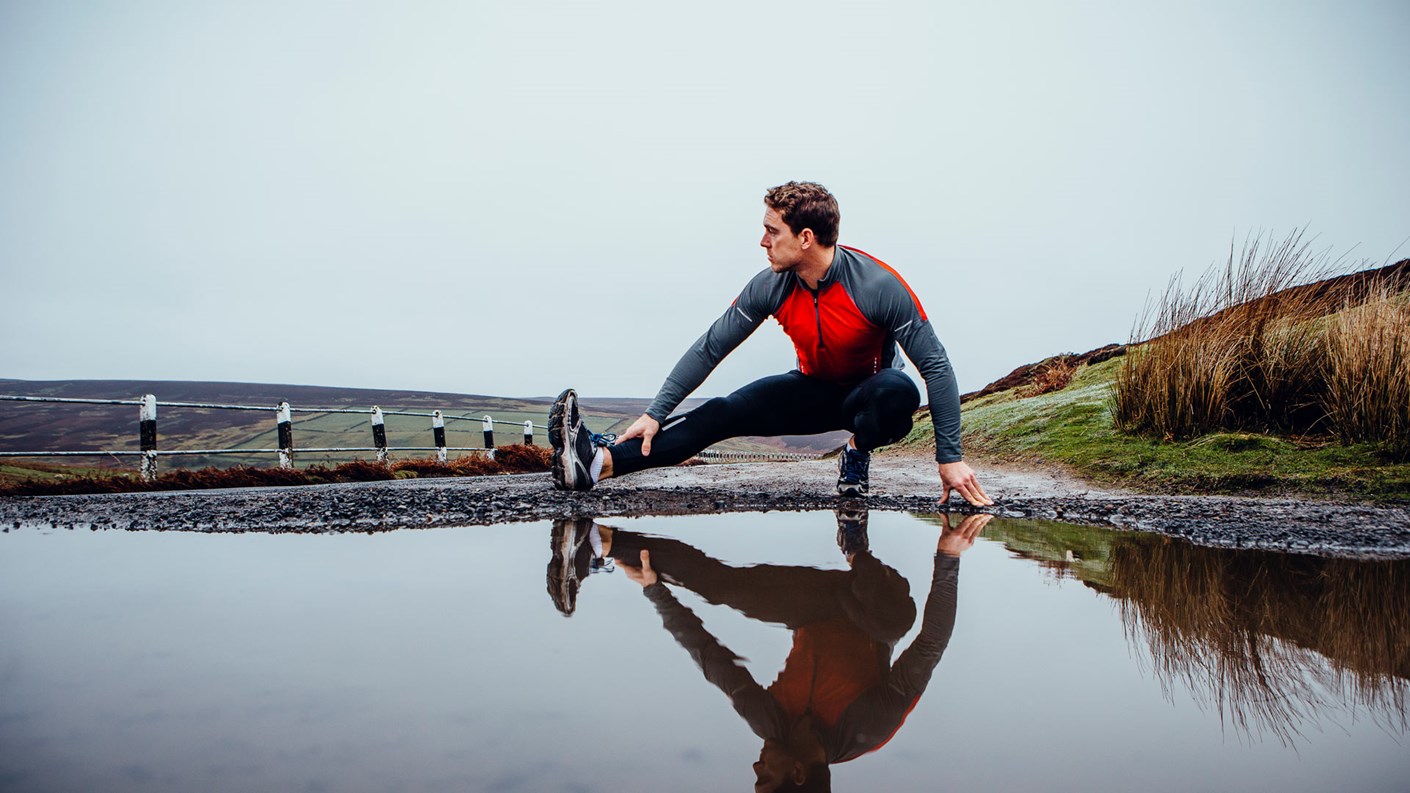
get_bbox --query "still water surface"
[1,511,1406,792]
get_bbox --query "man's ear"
[798,228,815,249]
[791,763,807,785]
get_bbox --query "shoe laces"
[840,447,869,478]
[589,432,616,447]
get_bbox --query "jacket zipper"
[812,290,827,351]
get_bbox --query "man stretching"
[549,181,991,505]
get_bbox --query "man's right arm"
[643,269,780,422]
[618,270,782,452]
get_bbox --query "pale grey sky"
[2,1,1407,401]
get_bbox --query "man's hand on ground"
[938,460,994,506]
[620,549,658,588]
[616,413,661,456]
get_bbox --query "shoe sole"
[549,388,573,450]
[549,389,580,490]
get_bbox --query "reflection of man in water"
[548,510,989,791]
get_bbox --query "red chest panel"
[774,282,887,384]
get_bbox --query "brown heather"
[1020,357,1078,398]
[1112,231,1409,457]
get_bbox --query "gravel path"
[3,455,1407,558]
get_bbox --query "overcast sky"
[2,1,1407,403]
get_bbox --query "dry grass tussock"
[1113,231,1409,457]
[0,445,551,497]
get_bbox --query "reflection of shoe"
[546,518,613,616]
[836,506,870,556]
[547,518,594,616]
[836,445,871,496]
[549,389,616,491]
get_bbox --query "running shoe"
[549,388,615,491]
[836,505,870,557]
[836,444,871,496]
[546,517,595,616]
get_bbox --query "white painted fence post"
[523,420,534,446]
[139,394,157,482]
[432,410,447,463]
[372,406,388,464]
[276,401,294,469]
[482,415,495,449]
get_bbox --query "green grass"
[901,356,1410,500]
[1,461,117,483]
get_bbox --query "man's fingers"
[957,478,994,507]
[641,429,654,457]
[640,549,652,570]
[971,478,993,505]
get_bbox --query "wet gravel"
[2,458,1408,558]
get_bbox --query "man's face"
[761,206,806,273]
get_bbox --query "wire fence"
[0,393,820,481]
[0,393,545,481]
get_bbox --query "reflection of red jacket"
[768,617,920,760]
[769,617,884,726]
[643,554,959,765]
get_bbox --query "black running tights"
[608,368,920,478]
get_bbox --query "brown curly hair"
[764,181,840,247]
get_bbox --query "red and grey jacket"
[645,245,963,462]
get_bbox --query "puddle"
[1,511,1406,792]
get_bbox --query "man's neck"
[794,246,837,290]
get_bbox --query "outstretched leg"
[606,372,849,478]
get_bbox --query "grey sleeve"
[643,583,787,741]
[866,273,963,463]
[896,320,962,463]
[644,270,780,422]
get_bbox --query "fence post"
[432,410,447,463]
[523,420,534,446]
[276,401,294,469]
[139,394,157,482]
[482,415,495,449]
[372,406,388,464]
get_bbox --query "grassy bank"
[901,356,1410,500]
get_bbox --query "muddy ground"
[2,454,1408,558]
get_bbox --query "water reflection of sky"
[1,512,1406,792]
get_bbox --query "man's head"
[761,182,840,275]
[764,181,840,247]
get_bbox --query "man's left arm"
[882,283,993,506]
